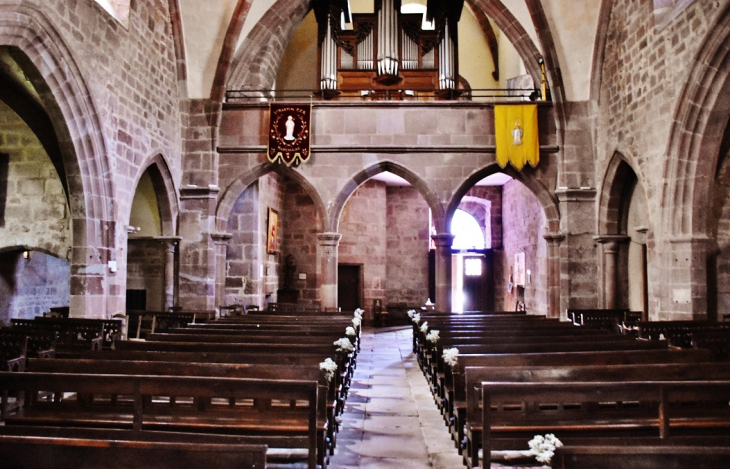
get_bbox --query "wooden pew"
[478,380,730,469]
[635,320,730,347]
[25,358,335,465]
[0,371,321,469]
[566,308,640,330]
[0,329,57,358]
[0,333,27,372]
[552,444,730,469]
[0,432,268,469]
[692,329,730,360]
[11,317,123,350]
[446,348,713,456]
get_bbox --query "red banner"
[267,103,311,166]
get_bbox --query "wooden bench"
[566,308,641,330]
[477,380,730,469]
[692,329,730,360]
[462,361,730,467]
[445,348,713,455]
[635,320,730,347]
[25,357,335,464]
[0,371,321,469]
[552,444,730,469]
[0,334,26,372]
[11,317,123,350]
[0,329,57,359]
[0,431,268,469]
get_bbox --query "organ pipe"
[377,0,399,77]
[438,17,456,90]
[320,14,338,90]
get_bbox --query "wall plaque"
[268,103,311,166]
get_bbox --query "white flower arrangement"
[345,326,356,337]
[426,329,440,343]
[319,358,338,383]
[354,308,364,320]
[334,337,354,353]
[352,317,361,328]
[442,347,459,368]
[528,433,563,464]
[420,321,429,334]
[412,313,421,324]
[407,309,416,318]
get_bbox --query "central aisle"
[328,326,465,469]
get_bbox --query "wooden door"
[461,251,494,312]
[338,264,361,312]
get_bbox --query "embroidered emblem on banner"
[268,103,311,166]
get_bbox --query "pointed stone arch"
[0,5,114,317]
[447,165,560,234]
[598,152,646,236]
[131,153,180,237]
[216,162,326,234]
[662,3,730,240]
[329,161,445,233]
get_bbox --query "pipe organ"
[313,0,464,98]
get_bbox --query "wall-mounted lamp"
[125,225,141,233]
[22,250,30,260]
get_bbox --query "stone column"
[317,232,342,310]
[544,233,565,319]
[432,233,455,312]
[156,237,181,310]
[178,186,219,310]
[555,188,599,314]
[211,232,232,309]
[594,235,629,309]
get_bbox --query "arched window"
[451,209,486,250]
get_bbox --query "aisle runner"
[328,326,464,469]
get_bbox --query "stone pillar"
[544,233,565,319]
[212,232,232,309]
[317,232,342,310]
[594,235,629,309]
[155,237,181,310]
[178,186,220,310]
[662,236,712,320]
[555,188,599,314]
[432,233,455,312]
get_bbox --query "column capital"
[543,232,566,244]
[431,233,455,248]
[211,232,233,244]
[317,232,342,246]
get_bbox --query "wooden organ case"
[313,0,465,99]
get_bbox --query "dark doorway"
[338,264,361,312]
[459,250,494,312]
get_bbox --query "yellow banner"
[494,104,539,171]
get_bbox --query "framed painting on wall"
[514,252,526,286]
[267,207,278,254]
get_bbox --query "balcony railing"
[224,88,543,104]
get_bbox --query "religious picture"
[514,252,526,286]
[268,103,312,166]
[267,207,278,254]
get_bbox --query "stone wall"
[385,186,430,307]
[339,180,387,316]
[0,102,70,258]
[597,0,722,318]
[0,250,69,325]
[126,238,166,312]
[225,182,259,307]
[501,180,548,316]
[282,179,320,306]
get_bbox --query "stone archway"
[449,165,561,316]
[0,5,114,318]
[660,3,730,319]
[215,162,327,309]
